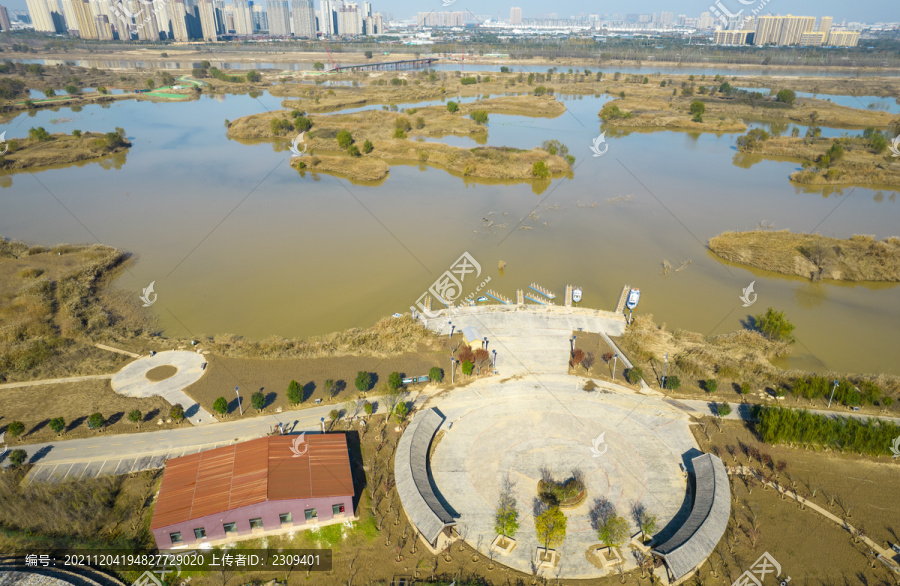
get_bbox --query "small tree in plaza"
[495,487,519,542]
[598,511,629,553]
[49,417,66,436]
[213,397,228,416]
[355,371,372,392]
[287,380,303,404]
[170,404,185,423]
[535,506,567,552]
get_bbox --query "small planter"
[490,535,517,556]
[535,547,559,569]
[630,534,653,553]
[596,546,623,568]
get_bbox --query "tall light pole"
[827,379,840,408]
[662,353,669,389]
[483,336,488,350]
[492,349,497,373]
[612,354,618,380]
[570,335,577,353]
[234,386,243,416]
[450,356,455,384]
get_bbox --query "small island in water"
[709,230,900,282]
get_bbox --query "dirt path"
[0,374,113,389]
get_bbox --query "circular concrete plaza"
[429,375,698,579]
[111,350,206,400]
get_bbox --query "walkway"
[422,306,626,377]
[728,466,900,575]
[666,398,900,426]
[110,350,214,424]
[16,396,408,482]
[0,374,112,390]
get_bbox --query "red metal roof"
[151,434,353,530]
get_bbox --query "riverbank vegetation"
[708,231,900,281]
[733,129,900,187]
[0,127,130,171]
[615,313,899,416]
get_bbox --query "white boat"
[572,287,583,303]
[477,296,488,302]
[626,288,640,310]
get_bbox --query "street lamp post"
[235,386,243,416]
[492,349,497,373]
[320,417,325,433]
[483,336,488,350]
[570,335,577,353]
[450,356,455,384]
[612,354,618,380]
[662,353,669,389]
[827,379,840,408]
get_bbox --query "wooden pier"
[486,290,512,305]
[331,58,437,73]
[529,283,556,299]
[615,285,630,315]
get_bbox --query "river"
[1,85,898,376]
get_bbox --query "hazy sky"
[3,0,895,23]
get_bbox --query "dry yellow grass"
[229,97,571,181]
[709,231,900,281]
[0,131,130,171]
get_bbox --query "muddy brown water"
[1,88,897,376]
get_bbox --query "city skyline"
[2,0,896,24]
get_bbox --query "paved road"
[10,394,415,482]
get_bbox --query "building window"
[279,513,293,525]
[249,517,263,530]
[305,508,317,521]
[332,504,345,515]
[170,532,183,545]
[223,522,237,534]
[193,527,206,540]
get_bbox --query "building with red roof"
[150,434,354,549]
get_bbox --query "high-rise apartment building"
[131,0,161,40]
[659,11,673,26]
[252,1,267,31]
[291,0,315,36]
[818,16,832,35]
[319,0,336,35]
[25,0,56,33]
[71,0,97,37]
[266,0,289,34]
[198,0,217,39]
[213,0,224,33]
[58,0,78,32]
[336,2,360,34]
[697,11,714,29]
[95,13,113,38]
[825,30,859,47]
[509,6,521,25]
[0,5,11,30]
[417,11,464,27]
[232,0,252,33]
[362,12,380,34]
[169,0,190,39]
[753,15,814,45]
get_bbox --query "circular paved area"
[111,350,215,424]
[429,375,698,579]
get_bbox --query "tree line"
[755,405,900,456]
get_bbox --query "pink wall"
[152,495,353,549]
